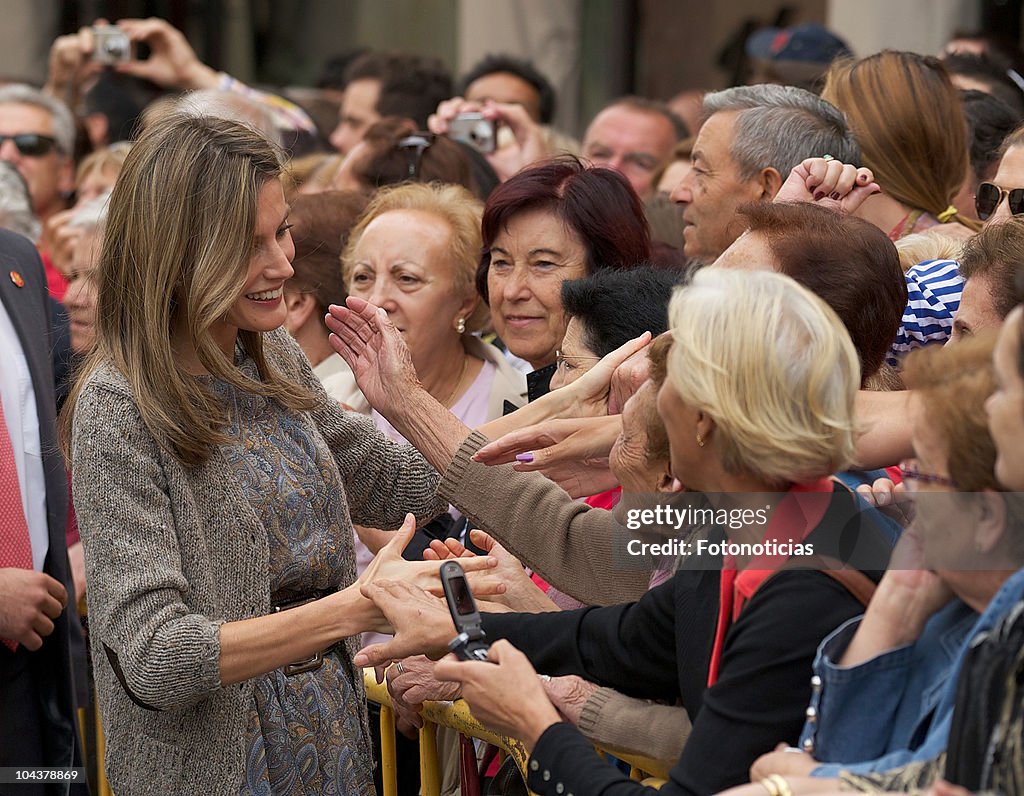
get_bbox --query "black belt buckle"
[272,591,332,676]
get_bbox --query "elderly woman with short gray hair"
[327,266,893,795]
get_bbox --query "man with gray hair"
[670,84,859,263]
[0,85,75,229]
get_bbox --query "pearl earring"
[456,317,466,334]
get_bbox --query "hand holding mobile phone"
[440,561,494,662]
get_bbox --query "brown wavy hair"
[62,114,317,466]
[823,51,979,232]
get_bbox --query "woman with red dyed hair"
[475,156,653,394]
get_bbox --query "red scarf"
[706,478,834,686]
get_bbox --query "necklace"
[439,354,470,408]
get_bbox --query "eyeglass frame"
[0,133,59,158]
[555,349,602,373]
[899,460,958,490]
[974,180,1024,221]
[396,133,435,180]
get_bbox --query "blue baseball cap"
[746,23,852,65]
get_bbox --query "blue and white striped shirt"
[888,259,962,367]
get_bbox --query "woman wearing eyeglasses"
[742,335,1024,795]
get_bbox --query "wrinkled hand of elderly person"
[925,781,974,796]
[714,777,844,796]
[876,526,955,625]
[40,208,83,277]
[433,640,561,750]
[541,674,600,725]
[326,296,420,416]
[386,654,463,730]
[355,579,459,667]
[775,157,880,215]
[609,342,654,415]
[855,477,915,528]
[424,529,559,613]
[569,331,652,417]
[356,513,504,600]
[472,415,622,498]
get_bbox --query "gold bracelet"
[760,774,794,796]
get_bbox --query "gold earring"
[696,432,705,448]
[456,317,466,334]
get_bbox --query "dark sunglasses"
[396,132,435,180]
[0,133,58,157]
[975,181,1024,220]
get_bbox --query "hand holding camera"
[428,97,552,181]
[91,25,134,65]
[106,18,219,90]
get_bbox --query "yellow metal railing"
[363,670,668,795]
[79,665,666,793]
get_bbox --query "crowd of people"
[4,13,1024,796]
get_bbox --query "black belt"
[271,589,343,676]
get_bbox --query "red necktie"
[0,395,33,651]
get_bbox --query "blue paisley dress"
[211,360,375,796]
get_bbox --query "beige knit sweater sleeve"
[577,687,691,764]
[72,376,224,711]
[438,431,652,605]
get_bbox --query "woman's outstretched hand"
[326,297,420,415]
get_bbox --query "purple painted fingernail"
[515,453,534,463]
[830,192,840,200]
[814,191,825,200]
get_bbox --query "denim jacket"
[803,567,1024,777]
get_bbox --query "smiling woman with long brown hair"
[59,114,502,795]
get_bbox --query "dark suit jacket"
[0,229,81,787]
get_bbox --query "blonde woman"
[62,115,498,794]
[327,267,894,795]
[822,51,979,241]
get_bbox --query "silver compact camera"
[92,25,134,65]
[448,112,498,154]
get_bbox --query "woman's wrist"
[331,585,387,638]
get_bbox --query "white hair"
[0,161,41,242]
[176,90,283,148]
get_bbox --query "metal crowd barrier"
[76,664,667,794]
[362,670,669,795]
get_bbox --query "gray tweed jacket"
[71,328,444,795]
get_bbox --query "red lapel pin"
[9,271,24,288]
